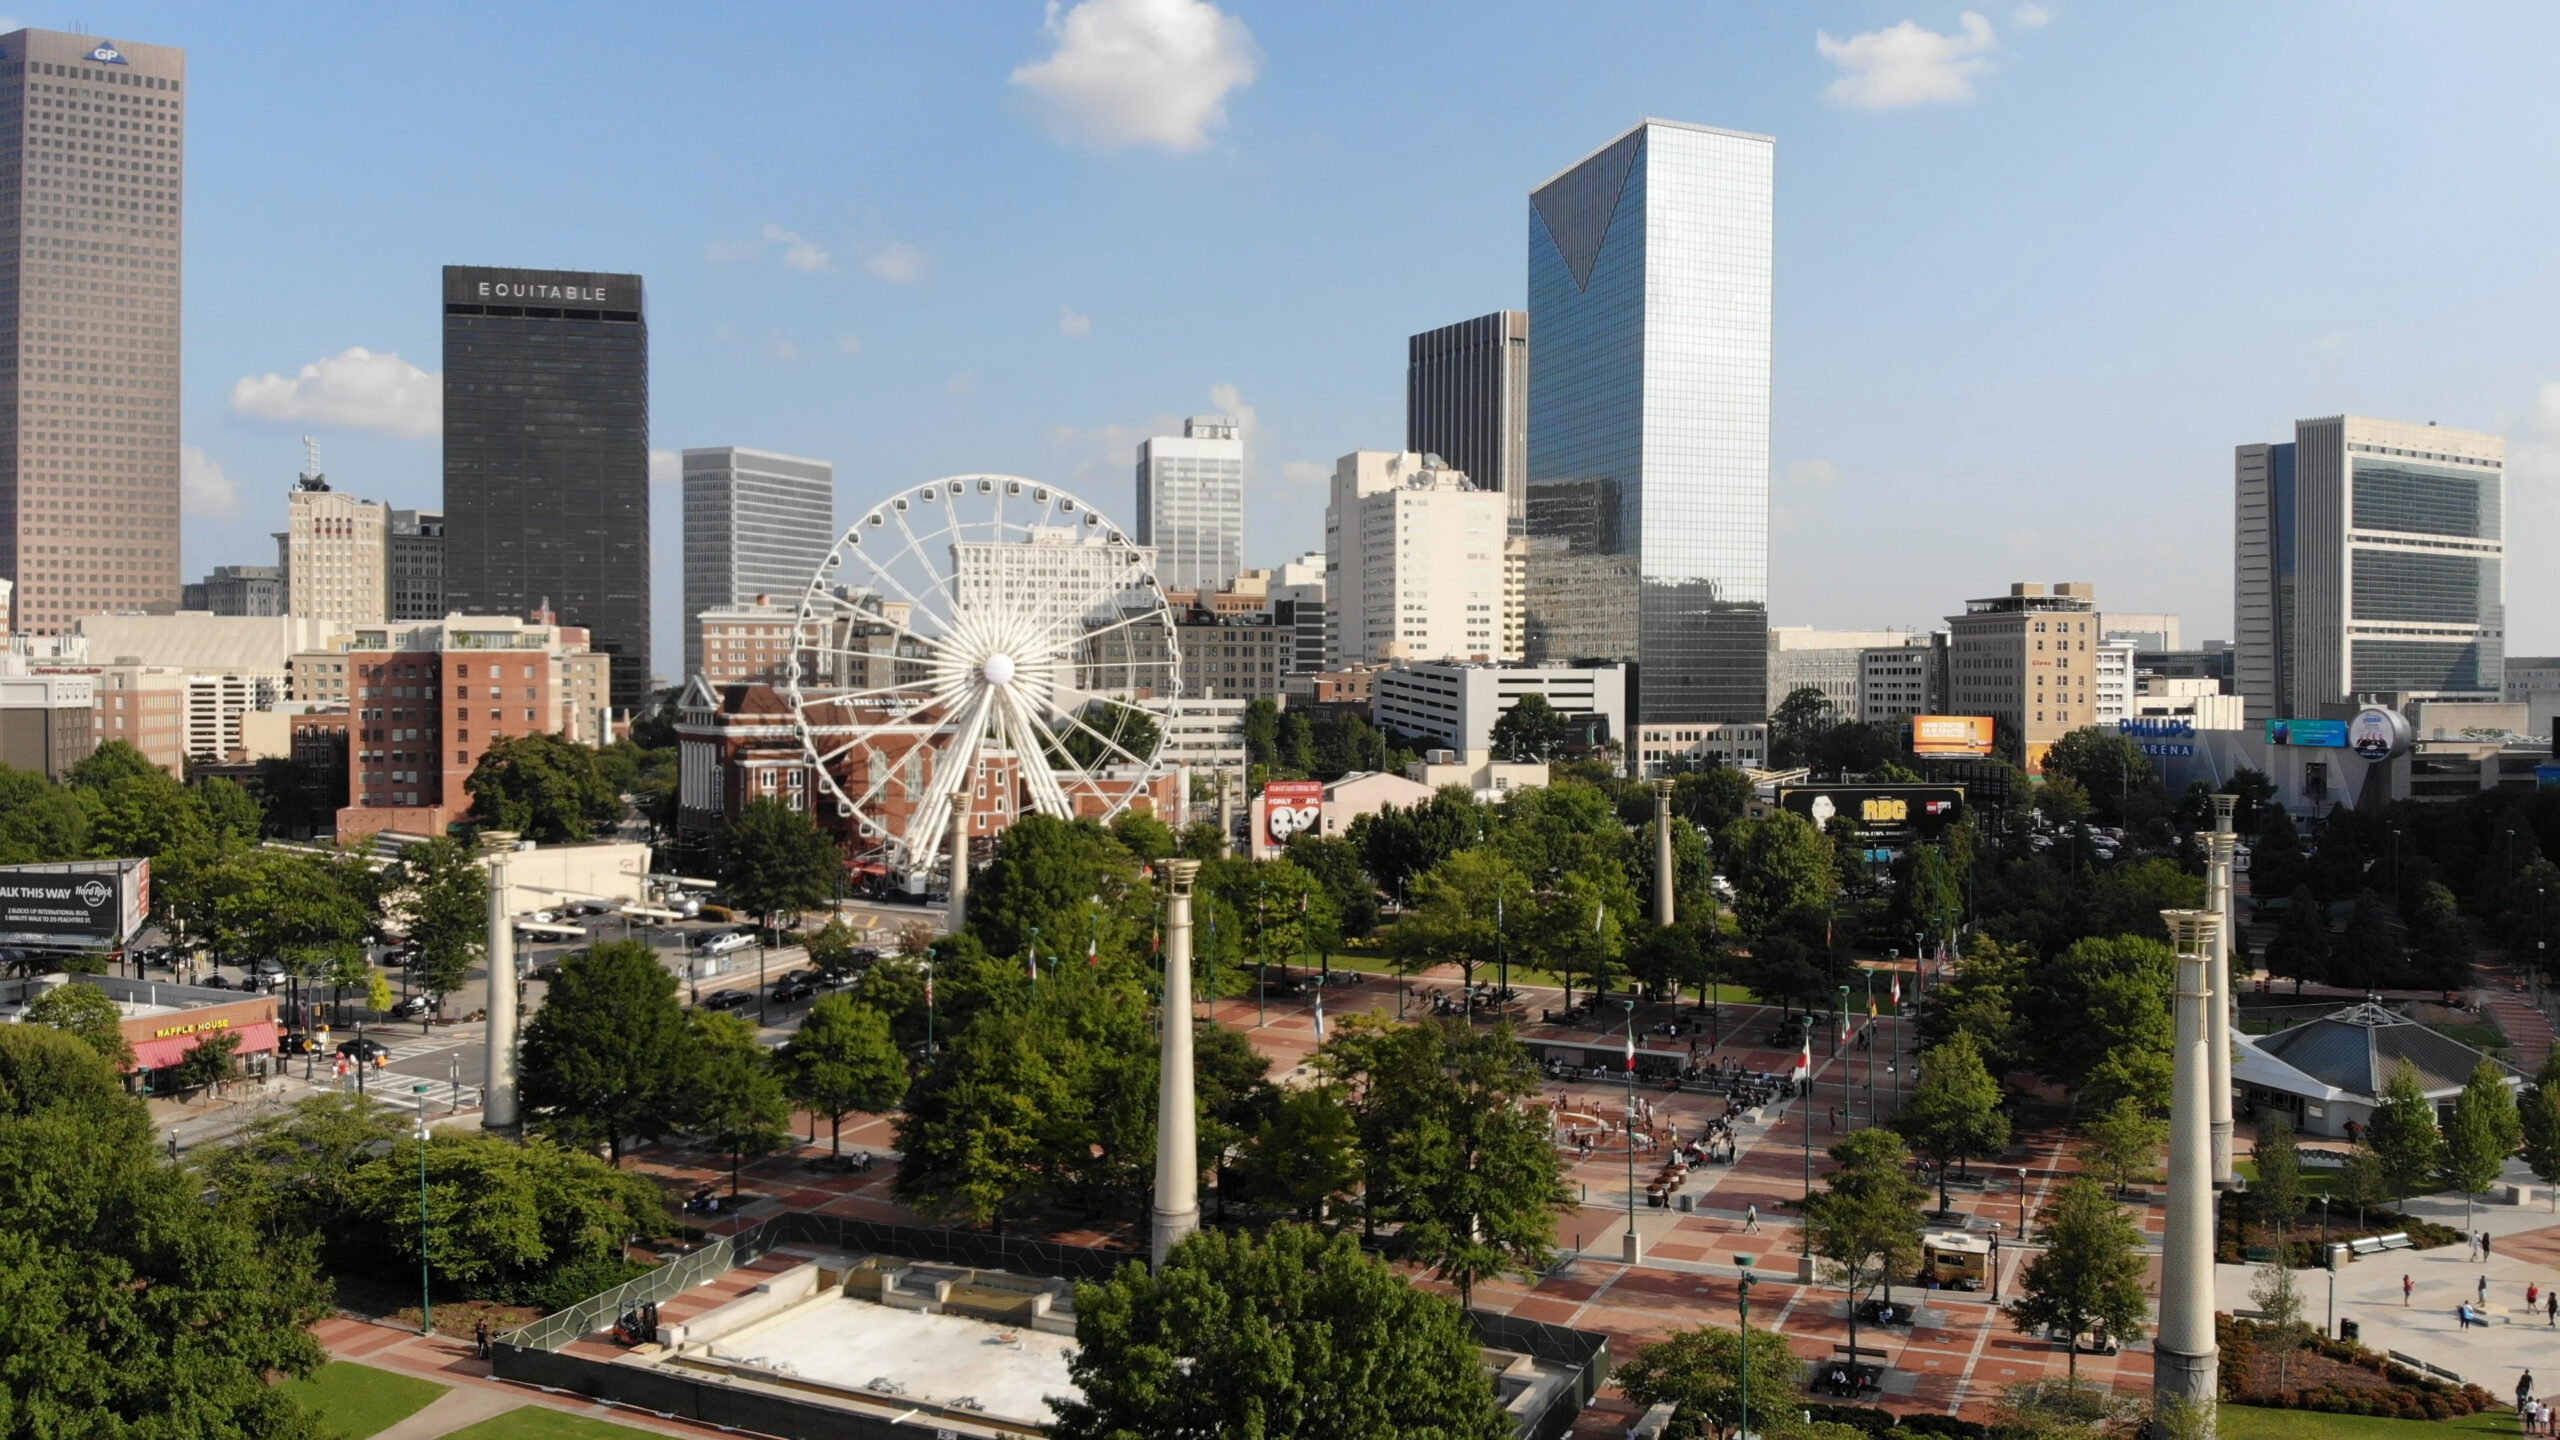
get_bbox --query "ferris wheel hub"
[981,652,1018,688]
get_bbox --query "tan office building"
[1945,582,2099,775]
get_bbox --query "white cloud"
[867,242,928,284]
[1773,458,1840,533]
[227,347,440,437]
[1059,305,1093,338]
[650,449,681,486]
[1010,0,1260,153]
[766,335,804,363]
[180,446,237,518]
[1281,460,1329,487]
[1816,12,1999,110]
[762,224,834,273]
[838,333,864,356]
[2012,3,2051,27]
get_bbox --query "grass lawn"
[2221,1403,2515,1438]
[279,1362,449,1440]
[442,1407,658,1440]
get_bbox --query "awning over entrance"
[128,1019,279,1072]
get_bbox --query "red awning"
[128,1019,279,1073]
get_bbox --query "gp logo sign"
[1263,780,1325,849]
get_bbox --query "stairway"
[2477,957,2556,1076]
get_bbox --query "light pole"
[1735,1255,1757,1440]
[413,1085,433,1335]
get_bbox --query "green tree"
[1241,1083,1361,1221]
[389,836,485,1010]
[0,763,93,864]
[1615,1322,1819,1440]
[2262,887,2330,995]
[2077,1097,2168,1198]
[2017,935,2174,1106]
[1899,1032,2011,1211]
[2522,1077,2560,1214]
[1768,685,1837,769]
[0,1026,330,1436]
[1725,810,1837,939]
[777,995,909,1155]
[1055,700,1161,772]
[1284,832,1383,938]
[343,1130,666,1299]
[2334,1145,2388,1229]
[172,1030,242,1093]
[2006,1177,2149,1385]
[519,940,692,1163]
[1049,1224,1511,1440]
[22,980,132,1068]
[1523,866,1634,1008]
[2439,1057,2522,1228]
[2251,1113,2304,1251]
[464,731,622,842]
[683,1010,795,1196]
[1489,692,1571,761]
[717,796,840,935]
[1108,809,1177,862]
[2333,889,2405,991]
[2040,726,2162,827]
[2250,1261,2311,1392]
[1317,1017,1567,1306]
[1804,1129,1927,1366]
[2367,1059,2444,1205]
[1386,848,1526,1000]
[65,738,163,789]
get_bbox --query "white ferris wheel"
[783,476,1181,880]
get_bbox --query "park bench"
[2347,1232,2414,1257]
[1811,1354,1886,1397]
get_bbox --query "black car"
[770,981,815,1004]
[335,1036,390,1063]
[700,990,754,1011]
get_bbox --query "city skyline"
[93,1,2560,682]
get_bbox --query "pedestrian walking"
[473,1316,490,1359]
[2472,1232,2484,1262]
[2458,1303,2472,1330]
[2482,1274,2493,1306]
[2533,1283,2542,1312]
[1745,1204,1761,1234]
[2404,1273,2415,1306]
[2517,1368,2535,1413]
[2487,1231,2497,1261]
[2547,1291,2556,1327]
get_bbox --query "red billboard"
[1263,780,1325,849]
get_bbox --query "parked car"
[527,910,557,924]
[700,990,754,1011]
[335,1036,390,1063]
[697,931,753,956]
[770,981,815,1004]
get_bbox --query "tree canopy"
[1049,1224,1511,1440]
[519,939,692,1163]
[465,732,622,842]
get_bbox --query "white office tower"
[284,455,388,626]
[1135,416,1243,595]
[2236,415,2504,722]
[681,447,835,677]
[1323,451,1506,669]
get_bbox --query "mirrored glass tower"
[1525,119,1772,730]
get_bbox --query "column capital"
[1162,859,1200,895]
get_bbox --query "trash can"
[1677,1193,1695,1213]
[2339,1319,2360,1342]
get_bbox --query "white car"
[699,932,753,956]
[528,910,557,924]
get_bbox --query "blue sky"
[99,1,2560,680]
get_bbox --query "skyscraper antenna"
[296,435,327,492]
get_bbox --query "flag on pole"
[1868,992,1878,1019]
[1890,973,1902,1007]
[1087,936,1098,968]
[1624,1023,1637,1072]
[1792,1033,1811,1084]
[1029,949,1040,984]
[1312,986,1327,1043]
[924,971,934,1006]
[1594,904,1606,934]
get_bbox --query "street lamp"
[413,1085,433,1335]
[1734,1255,1758,1440]
[2317,1195,2330,1255]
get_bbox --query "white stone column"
[2206,799,2238,1188]
[2156,907,2222,1426]
[1653,780,1677,929]
[482,858,519,1131]
[1151,859,1203,1269]
[946,802,970,934]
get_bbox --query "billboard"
[2348,706,2412,761]
[2118,717,2198,758]
[1777,785,1965,840]
[1262,780,1324,849]
[2265,717,2349,749]
[0,857,150,947]
[1911,715,1995,757]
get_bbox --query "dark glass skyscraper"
[442,266,649,708]
[1407,311,1528,531]
[1525,119,1772,730]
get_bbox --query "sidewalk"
[311,1316,745,1440]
